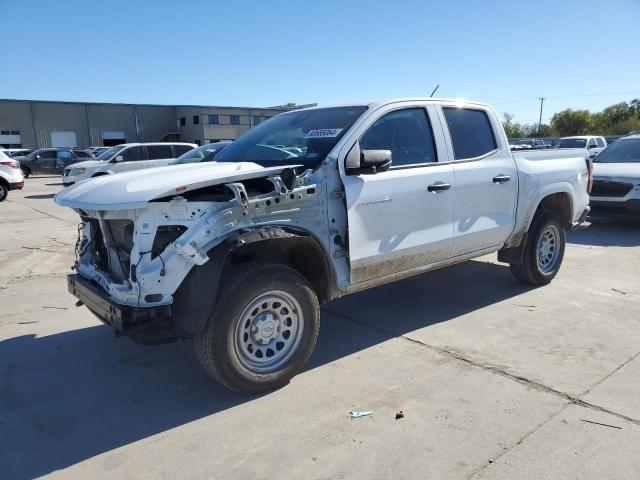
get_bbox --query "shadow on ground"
[24,193,56,199]
[568,216,640,247]
[0,260,543,479]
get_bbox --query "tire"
[195,262,320,393]
[21,167,31,178]
[510,210,565,285]
[0,182,7,202]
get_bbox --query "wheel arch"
[170,225,333,337]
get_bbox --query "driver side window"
[360,108,437,167]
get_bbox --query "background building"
[0,99,315,149]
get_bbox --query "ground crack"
[324,307,640,427]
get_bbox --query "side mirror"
[588,144,597,149]
[345,142,392,175]
[114,155,124,162]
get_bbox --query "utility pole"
[537,97,545,136]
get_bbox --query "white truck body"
[55,98,591,391]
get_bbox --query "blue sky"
[1,0,639,124]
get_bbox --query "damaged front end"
[60,165,324,342]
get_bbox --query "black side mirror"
[345,142,392,175]
[588,144,597,149]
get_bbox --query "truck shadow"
[1,260,530,479]
[567,216,640,247]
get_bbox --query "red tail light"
[0,160,20,169]
[586,158,593,194]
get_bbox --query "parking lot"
[1,176,639,479]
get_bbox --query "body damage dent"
[74,169,331,308]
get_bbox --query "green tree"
[502,112,526,138]
[550,109,593,136]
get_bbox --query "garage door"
[51,131,78,148]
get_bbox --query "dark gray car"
[15,148,94,177]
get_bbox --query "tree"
[502,112,526,138]
[550,109,593,136]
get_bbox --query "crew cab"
[55,98,591,393]
[61,142,196,186]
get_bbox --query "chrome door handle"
[493,174,511,184]
[427,182,451,193]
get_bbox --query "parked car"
[2,148,33,157]
[55,98,591,393]
[168,141,232,165]
[589,133,640,216]
[0,150,24,201]
[14,148,94,177]
[88,146,110,156]
[55,149,96,172]
[62,142,196,186]
[559,136,607,159]
[509,138,547,150]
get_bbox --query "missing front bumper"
[67,274,178,343]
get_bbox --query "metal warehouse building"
[0,99,315,149]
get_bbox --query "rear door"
[145,145,175,168]
[438,105,518,256]
[342,104,455,284]
[35,150,57,173]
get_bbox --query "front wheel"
[21,167,30,178]
[510,210,565,285]
[195,262,320,393]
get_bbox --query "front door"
[439,106,518,256]
[342,106,455,284]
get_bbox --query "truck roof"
[295,97,491,112]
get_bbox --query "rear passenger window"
[173,145,193,157]
[360,108,437,167]
[146,145,173,159]
[443,108,497,160]
[120,146,146,162]
[596,138,605,147]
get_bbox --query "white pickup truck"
[55,98,591,393]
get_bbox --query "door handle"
[427,182,452,193]
[493,174,511,184]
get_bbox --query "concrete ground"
[1,176,639,480]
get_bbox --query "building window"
[252,116,260,125]
[179,117,186,126]
[230,115,240,125]
[208,115,219,125]
[193,115,200,125]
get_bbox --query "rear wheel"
[0,182,8,202]
[195,262,320,393]
[510,210,565,285]
[21,167,30,178]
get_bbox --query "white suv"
[0,150,25,201]
[62,142,196,186]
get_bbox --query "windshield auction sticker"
[306,128,343,138]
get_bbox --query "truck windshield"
[97,145,125,161]
[593,138,640,163]
[559,138,587,148]
[214,106,367,168]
